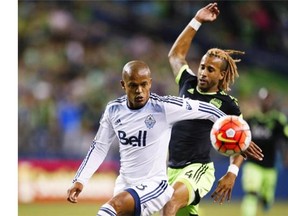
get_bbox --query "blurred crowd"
[18,1,288,159]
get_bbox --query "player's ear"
[120,80,125,89]
[219,70,225,80]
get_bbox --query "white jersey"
[73,93,225,185]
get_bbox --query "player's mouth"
[198,78,207,85]
[135,96,144,103]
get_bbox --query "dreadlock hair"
[206,48,245,91]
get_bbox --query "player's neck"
[196,86,218,94]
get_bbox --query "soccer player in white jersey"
[67,60,263,215]
[67,60,230,216]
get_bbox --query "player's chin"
[198,84,209,92]
[134,101,146,109]
[131,100,146,109]
[134,98,147,107]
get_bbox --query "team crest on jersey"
[209,98,222,108]
[145,114,156,129]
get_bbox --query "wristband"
[189,18,202,31]
[227,164,239,176]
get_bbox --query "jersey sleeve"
[228,95,242,116]
[72,105,117,186]
[163,96,226,125]
[175,65,197,85]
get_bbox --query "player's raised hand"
[241,141,264,161]
[67,182,83,203]
[195,2,220,23]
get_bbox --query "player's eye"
[208,67,214,73]
[129,83,137,88]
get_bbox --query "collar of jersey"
[193,86,218,95]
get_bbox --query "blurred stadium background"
[18,1,288,215]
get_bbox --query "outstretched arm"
[210,155,243,204]
[168,2,220,77]
[66,112,116,203]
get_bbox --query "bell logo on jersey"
[118,130,147,147]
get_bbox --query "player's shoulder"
[176,65,196,84]
[106,95,126,109]
[150,93,184,106]
[218,90,239,104]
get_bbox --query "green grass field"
[18,200,287,216]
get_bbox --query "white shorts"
[114,176,174,216]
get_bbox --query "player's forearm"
[168,22,198,77]
[72,140,109,185]
[227,155,244,177]
[230,154,244,167]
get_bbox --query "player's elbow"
[168,53,182,68]
[168,51,177,63]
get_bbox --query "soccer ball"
[210,115,251,157]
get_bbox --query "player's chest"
[112,112,167,146]
[181,88,225,110]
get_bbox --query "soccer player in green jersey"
[241,88,288,216]
[161,2,263,216]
